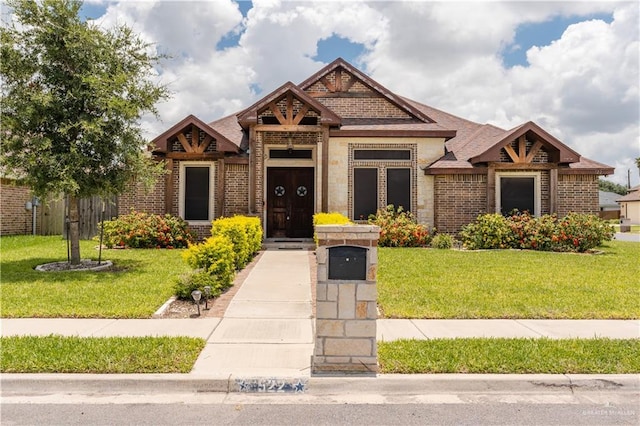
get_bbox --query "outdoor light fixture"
[287,132,294,152]
[191,290,202,316]
[203,286,211,310]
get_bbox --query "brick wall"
[224,163,249,216]
[557,174,599,216]
[433,174,488,233]
[118,174,165,216]
[0,179,34,236]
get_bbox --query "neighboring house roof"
[599,191,622,209]
[617,186,640,202]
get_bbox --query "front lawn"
[0,335,205,373]
[378,241,639,319]
[0,236,190,318]
[379,338,640,374]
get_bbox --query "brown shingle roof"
[616,187,640,202]
[193,59,614,175]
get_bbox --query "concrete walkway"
[190,249,314,377]
[1,248,639,379]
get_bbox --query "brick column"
[312,225,380,375]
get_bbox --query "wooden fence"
[38,196,118,239]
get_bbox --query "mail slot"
[328,246,367,280]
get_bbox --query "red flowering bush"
[99,211,195,249]
[552,212,615,252]
[508,211,557,251]
[460,211,614,252]
[369,205,431,247]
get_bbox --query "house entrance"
[267,167,314,238]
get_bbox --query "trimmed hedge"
[313,212,353,226]
[211,216,263,269]
[459,212,614,252]
[176,215,262,300]
[313,212,352,245]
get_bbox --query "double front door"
[267,167,314,238]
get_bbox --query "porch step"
[262,238,316,251]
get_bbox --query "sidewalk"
[1,248,639,383]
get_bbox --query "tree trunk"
[68,195,81,265]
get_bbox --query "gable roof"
[148,58,612,176]
[236,81,341,128]
[469,121,581,164]
[299,58,436,124]
[151,114,239,154]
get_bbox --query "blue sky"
[76,1,639,186]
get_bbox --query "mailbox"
[328,246,367,280]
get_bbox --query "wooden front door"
[267,167,314,238]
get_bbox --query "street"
[2,389,638,426]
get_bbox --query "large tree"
[1,0,168,264]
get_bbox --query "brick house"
[120,58,614,238]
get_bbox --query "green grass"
[0,335,205,373]
[379,338,640,374]
[378,241,640,319]
[1,236,190,318]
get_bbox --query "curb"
[2,374,638,395]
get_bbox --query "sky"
[75,1,639,186]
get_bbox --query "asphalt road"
[2,391,638,426]
[3,401,639,425]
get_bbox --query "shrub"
[313,212,353,245]
[552,213,614,252]
[313,212,352,226]
[369,205,431,247]
[460,212,614,252]
[210,216,262,269]
[174,269,225,300]
[181,235,235,291]
[508,211,557,251]
[99,211,195,249]
[430,233,455,249]
[459,213,514,250]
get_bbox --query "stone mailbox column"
[312,224,380,375]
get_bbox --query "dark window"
[353,168,377,220]
[184,167,210,221]
[269,149,313,159]
[387,168,411,211]
[354,150,411,160]
[261,116,280,125]
[500,177,534,215]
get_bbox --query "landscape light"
[191,290,202,316]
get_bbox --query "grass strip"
[378,241,640,319]
[0,335,206,373]
[378,338,640,374]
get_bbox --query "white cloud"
[90,0,638,186]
